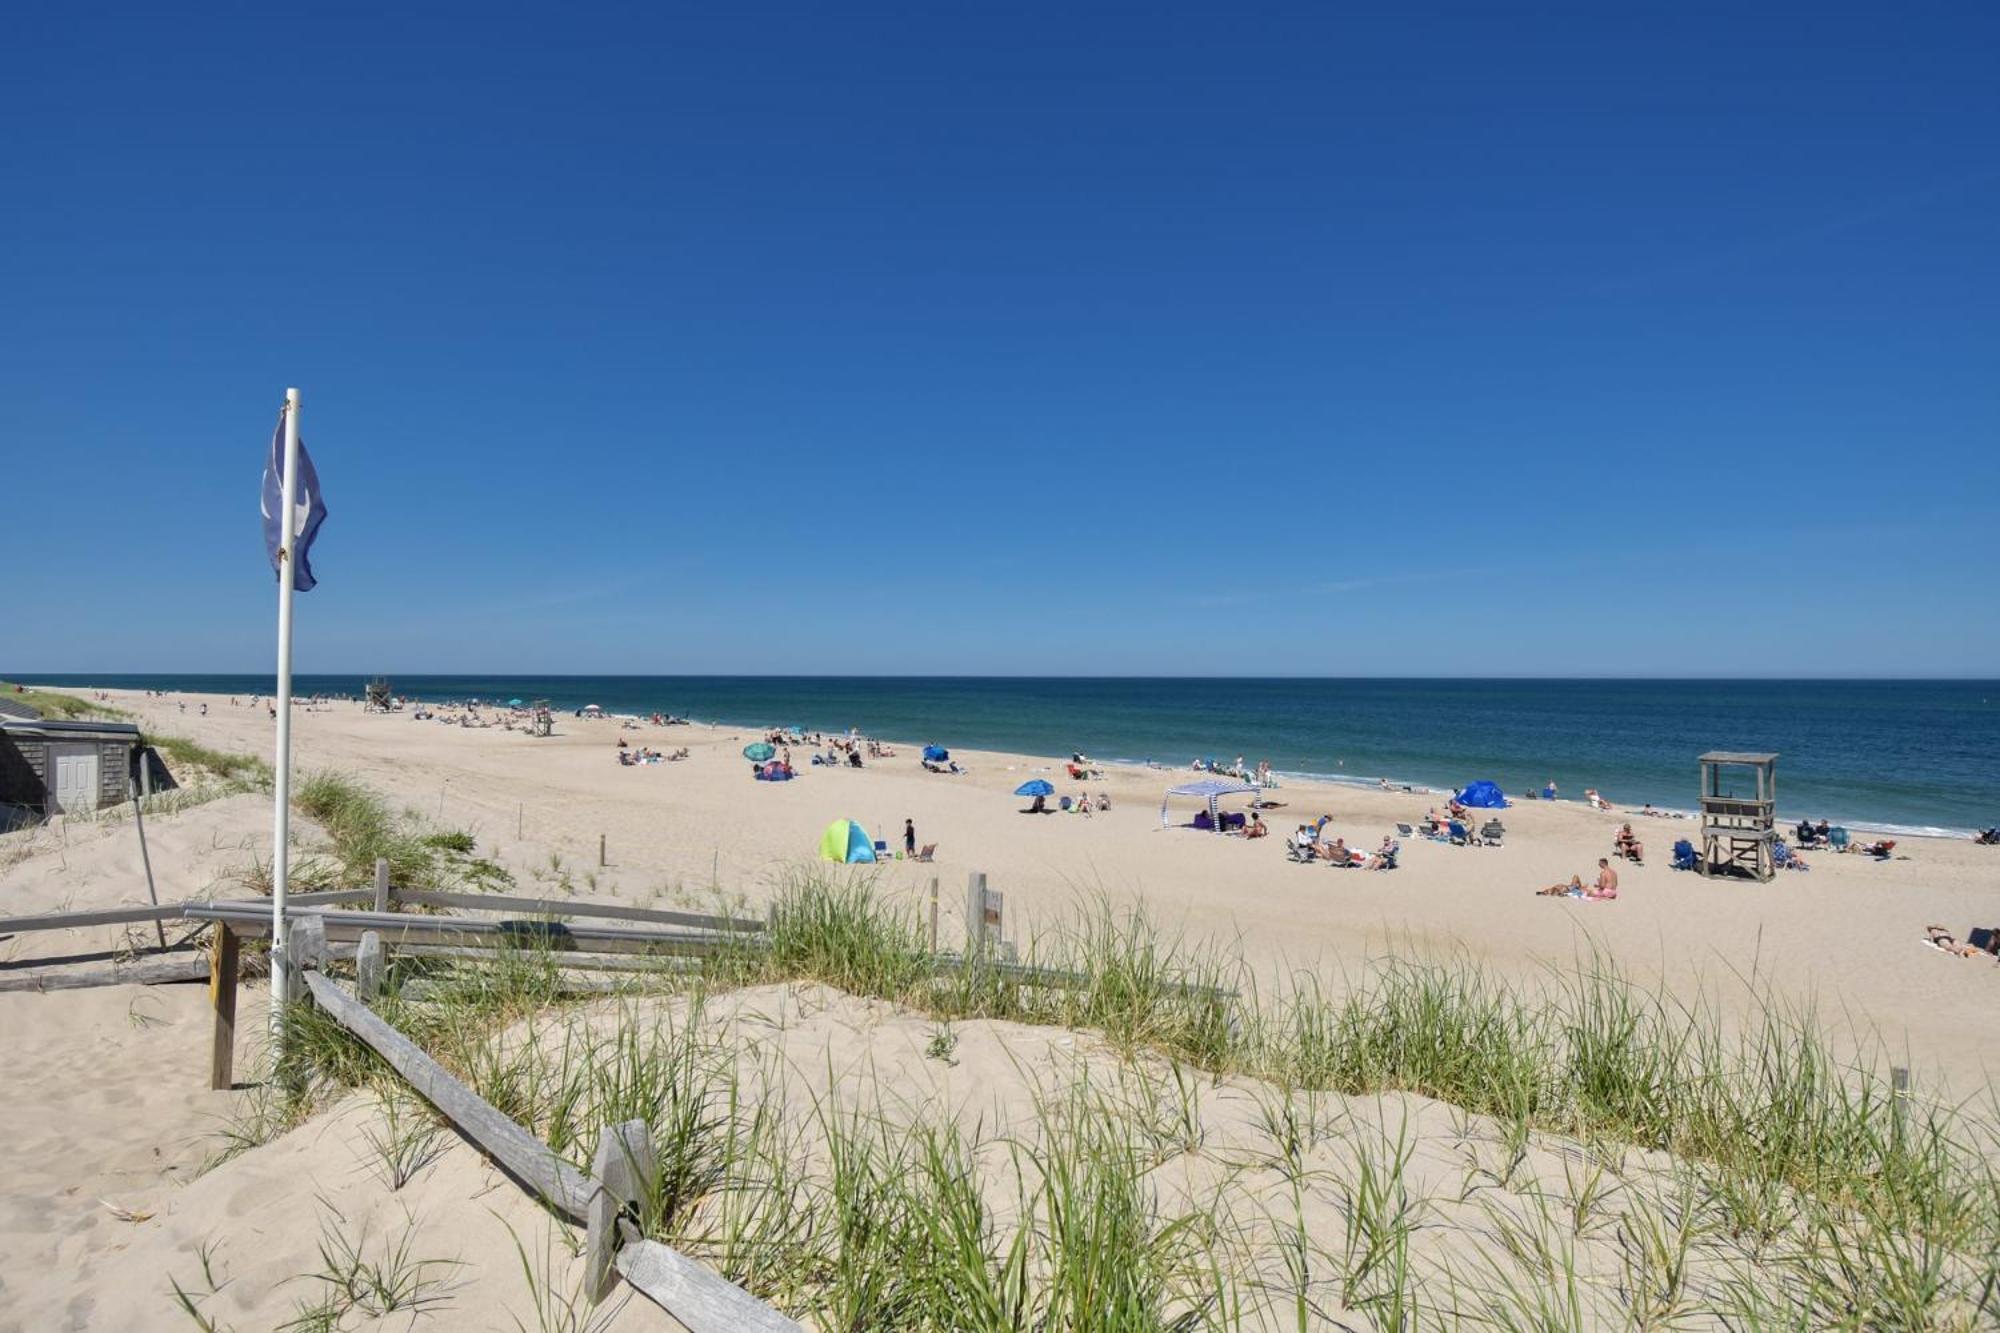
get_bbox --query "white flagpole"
[270,386,303,1032]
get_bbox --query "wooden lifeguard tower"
[1698,751,1777,881]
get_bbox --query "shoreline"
[49,681,1981,843]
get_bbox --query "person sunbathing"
[1587,858,1620,899]
[1614,824,1644,862]
[1365,837,1399,870]
[1320,836,1349,865]
[1925,926,1987,957]
[1974,828,1999,845]
[1538,875,1585,897]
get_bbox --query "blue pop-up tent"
[1455,780,1510,808]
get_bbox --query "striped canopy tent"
[1160,778,1259,833]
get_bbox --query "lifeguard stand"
[1698,752,1777,881]
[364,677,393,713]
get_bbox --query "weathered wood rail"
[300,968,801,1331]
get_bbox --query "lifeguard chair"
[1698,752,1777,881]
[364,677,393,713]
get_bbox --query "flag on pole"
[261,416,328,590]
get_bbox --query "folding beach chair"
[1448,821,1471,846]
[1828,827,1850,850]
[1671,839,1698,871]
[1479,819,1505,846]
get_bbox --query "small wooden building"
[1698,751,1777,881]
[0,716,144,817]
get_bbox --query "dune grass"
[246,869,2000,1330]
[0,682,127,721]
[235,770,513,898]
[147,733,273,789]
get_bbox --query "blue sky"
[3,2,1995,676]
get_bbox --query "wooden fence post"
[209,925,239,1090]
[599,833,607,868]
[373,857,390,913]
[586,1119,658,1303]
[965,872,987,955]
[286,914,327,1004]
[356,930,385,1003]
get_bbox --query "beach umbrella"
[506,698,523,708]
[743,742,776,761]
[1014,779,1055,797]
[923,744,949,762]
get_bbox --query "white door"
[50,745,100,814]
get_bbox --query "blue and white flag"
[261,415,328,591]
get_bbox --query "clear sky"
[3,3,1995,676]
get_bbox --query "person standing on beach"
[1545,779,1558,801]
[904,819,916,856]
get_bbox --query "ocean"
[20,675,2000,837]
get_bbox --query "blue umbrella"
[743,742,776,762]
[923,744,949,762]
[1014,779,1054,797]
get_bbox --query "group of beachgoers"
[1023,791,1110,815]
[614,737,688,766]
[1539,858,1621,900]
[1189,756,1276,788]
[1286,816,1399,868]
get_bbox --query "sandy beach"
[4,684,1998,1327]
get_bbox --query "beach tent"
[1161,778,1259,833]
[1456,780,1510,809]
[923,744,949,762]
[818,819,877,863]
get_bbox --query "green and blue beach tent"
[818,819,877,863]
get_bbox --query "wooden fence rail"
[300,970,800,1331]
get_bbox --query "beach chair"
[1968,927,1997,954]
[1060,796,1074,812]
[914,843,937,863]
[1286,840,1315,864]
[1448,821,1470,846]
[1772,841,1810,872]
[1395,822,1414,837]
[1479,819,1505,846]
[1671,839,1698,871]
[1828,827,1850,850]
